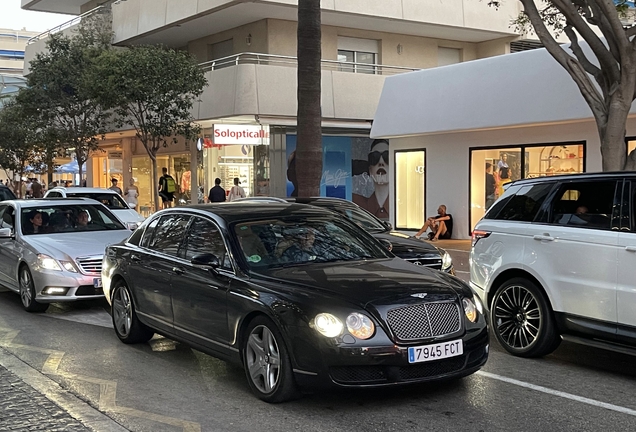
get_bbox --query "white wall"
[388,118,636,238]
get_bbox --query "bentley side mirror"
[378,238,393,252]
[191,253,221,269]
[382,220,393,231]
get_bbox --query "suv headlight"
[37,254,61,271]
[441,250,453,271]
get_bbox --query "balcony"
[194,52,419,124]
[112,0,519,46]
[23,6,107,74]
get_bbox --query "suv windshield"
[21,204,126,235]
[233,216,390,270]
[66,193,129,210]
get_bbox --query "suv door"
[130,213,191,333]
[617,180,636,335]
[172,216,233,350]
[525,179,620,325]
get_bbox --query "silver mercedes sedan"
[0,198,132,312]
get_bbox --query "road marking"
[43,308,113,328]
[478,371,636,416]
[0,326,202,432]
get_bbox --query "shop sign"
[213,125,270,146]
[108,151,123,159]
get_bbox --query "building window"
[627,138,636,155]
[470,143,585,230]
[337,37,378,74]
[438,47,461,66]
[395,150,426,229]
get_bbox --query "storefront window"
[201,126,270,200]
[470,143,585,230]
[628,139,636,155]
[526,144,583,178]
[395,150,425,229]
[132,154,192,216]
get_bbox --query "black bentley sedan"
[102,203,488,402]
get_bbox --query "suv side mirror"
[191,253,220,269]
[0,227,13,239]
[128,202,137,209]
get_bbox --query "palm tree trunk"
[296,0,322,197]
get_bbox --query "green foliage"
[0,99,44,177]
[23,10,114,178]
[92,45,206,157]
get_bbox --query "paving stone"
[0,364,92,432]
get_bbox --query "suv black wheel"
[491,277,561,357]
[242,316,299,403]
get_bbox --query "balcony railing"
[27,6,106,45]
[199,52,420,76]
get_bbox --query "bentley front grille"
[386,302,461,341]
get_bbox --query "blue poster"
[285,135,389,220]
[286,135,351,199]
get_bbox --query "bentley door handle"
[626,246,636,253]
[533,234,555,241]
[172,267,185,275]
[130,254,141,262]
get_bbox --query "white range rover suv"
[471,172,635,357]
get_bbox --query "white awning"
[371,43,636,139]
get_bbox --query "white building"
[371,45,636,238]
[23,0,540,214]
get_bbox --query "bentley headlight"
[463,298,478,323]
[313,313,344,338]
[441,250,453,271]
[38,254,61,271]
[346,313,375,340]
[60,261,77,273]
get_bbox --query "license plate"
[408,339,463,363]
[93,278,102,288]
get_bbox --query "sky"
[0,0,75,33]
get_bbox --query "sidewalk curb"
[0,346,128,432]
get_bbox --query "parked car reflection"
[103,202,487,403]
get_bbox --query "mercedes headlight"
[60,261,77,273]
[312,313,344,338]
[37,254,61,271]
[463,298,478,323]
[441,250,453,271]
[346,313,375,340]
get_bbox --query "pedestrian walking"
[158,167,176,209]
[31,179,43,198]
[208,178,226,203]
[125,178,139,210]
[109,178,123,195]
[227,177,245,202]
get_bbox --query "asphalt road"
[0,291,635,432]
